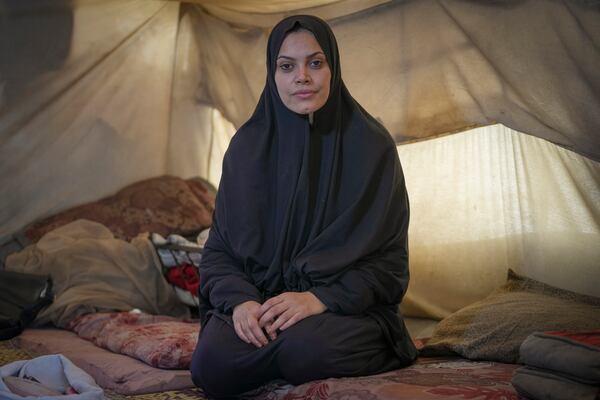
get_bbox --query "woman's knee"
[191,343,240,398]
[190,321,241,398]
[191,340,219,395]
[191,318,274,398]
[277,329,338,384]
[190,341,207,385]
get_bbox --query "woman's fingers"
[279,312,302,331]
[259,292,327,333]
[259,296,283,315]
[232,293,326,345]
[233,320,250,344]
[258,302,287,326]
[232,300,269,347]
[264,321,277,340]
[241,322,261,347]
[258,293,295,326]
[269,308,297,332]
[246,317,269,347]
[238,315,268,348]
[235,318,269,347]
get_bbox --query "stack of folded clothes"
[512,330,600,400]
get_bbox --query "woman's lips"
[293,90,316,99]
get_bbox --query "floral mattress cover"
[264,357,519,400]
[68,311,199,370]
[57,311,520,399]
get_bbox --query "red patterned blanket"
[244,357,519,400]
[68,312,199,369]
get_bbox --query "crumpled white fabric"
[0,354,104,400]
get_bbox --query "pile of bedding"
[1,176,213,395]
[512,330,600,400]
[5,219,190,328]
[2,175,215,327]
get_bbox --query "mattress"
[2,326,521,399]
[12,328,194,396]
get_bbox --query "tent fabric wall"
[1,0,180,238]
[191,0,390,28]
[2,0,598,237]
[168,7,230,183]
[400,124,600,319]
[188,0,600,160]
[0,0,599,319]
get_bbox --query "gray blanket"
[512,331,600,400]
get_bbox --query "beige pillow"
[421,269,600,363]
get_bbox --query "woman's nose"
[295,67,310,84]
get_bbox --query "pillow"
[23,175,216,243]
[420,269,600,363]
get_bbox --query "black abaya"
[192,15,417,398]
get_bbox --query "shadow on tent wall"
[0,0,73,110]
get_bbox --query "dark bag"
[0,270,54,340]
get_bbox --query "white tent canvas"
[1,0,599,322]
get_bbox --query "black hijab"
[201,15,410,315]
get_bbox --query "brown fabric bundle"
[421,270,600,363]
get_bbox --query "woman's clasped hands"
[232,292,326,348]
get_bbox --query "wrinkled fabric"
[0,354,104,400]
[511,330,600,400]
[69,311,199,369]
[199,14,416,362]
[519,330,600,384]
[15,329,194,395]
[512,367,599,400]
[6,219,189,327]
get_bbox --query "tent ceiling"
[172,0,390,27]
[1,0,599,161]
[0,0,599,238]
[177,0,600,161]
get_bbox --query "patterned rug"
[0,340,207,400]
[0,340,30,365]
[1,339,521,399]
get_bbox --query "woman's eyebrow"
[277,51,325,60]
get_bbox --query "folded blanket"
[69,311,200,369]
[512,330,600,400]
[512,367,599,400]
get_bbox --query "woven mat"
[0,340,207,399]
[0,340,31,364]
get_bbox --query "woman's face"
[274,29,331,115]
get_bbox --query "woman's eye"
[310,60,323,68]
[279,63,293,71]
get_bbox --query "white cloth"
[0,354,104,400]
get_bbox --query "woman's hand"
[258,292,326,337]
[232,300,269,348]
